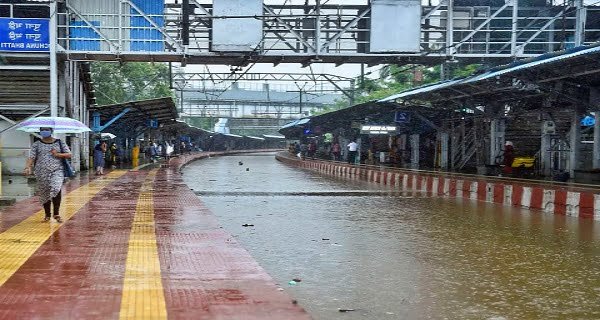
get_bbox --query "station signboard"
[395,111,411,123]
[0,18,49,52]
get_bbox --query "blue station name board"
[0,18,50,52]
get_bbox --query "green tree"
[91,62,173,106]
[184,117,215,131]
[321,63,482,113]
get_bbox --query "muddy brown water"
[183,153,600,320]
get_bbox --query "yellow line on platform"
[0,170,128,287]
[119,170,167,320]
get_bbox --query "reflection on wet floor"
[183,153,600,320]
[193,190,415,197]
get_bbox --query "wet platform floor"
[0,156,309,319]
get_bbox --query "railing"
[40,0,600,63]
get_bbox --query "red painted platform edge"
[276,152,600,221]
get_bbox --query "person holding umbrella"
[23,127,72,223]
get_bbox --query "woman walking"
[23,127,71,223]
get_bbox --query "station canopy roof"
[379,43,600,109]
[278,101,397,137]
[90,97,178,133]
[280,43,600,138]
[161,120,213,137]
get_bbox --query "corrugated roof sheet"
[378,79,464,102]
[263,134,286,139]
[280,118,310,129]
[379,43,600,103]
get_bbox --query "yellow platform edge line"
[119,170,167,320]
[0,170,129,287]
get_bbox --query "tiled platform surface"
[0,150,309,320]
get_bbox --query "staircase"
[452,126,477,170]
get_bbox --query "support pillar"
[510,0,518,56]
[569,111,581,177]
[594,111,600,169]
[398,134,407,166]
[49,0,58,117]
[489,118,506,165]
[540,127,552,177]
[410,134,420,170]
[440,132,449,170]
[446,0,454,57]
[575,0,586,47]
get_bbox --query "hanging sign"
[395,111,411,123]
[0,18,50,52]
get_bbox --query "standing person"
[331,141,341,161]
[347,139,358,164]
[113,143,122,166]
[150,141,158,162]
[502,141,515,176]
[94,142,107,175]
[294,142,301,158]
[299,142,308,160]
[180,141,186,155]
[105,142,114,168]
[109,143,118,168]
[308,140,317,159]
[23,127,71,223]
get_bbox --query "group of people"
[22,128,200,223]
[144,140,194,162]
[290,139,358,164]
[93,141,121,175]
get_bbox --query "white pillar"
[446,0,454,57]
[49,0,58,117]
[440,132,449,170]
[540,132,552,177]
[594,111,600,169]
[510,0,519,56]
[570,111,581,177]
[575,0,586,46]
[410,134,419,169]
[490,118,505,165]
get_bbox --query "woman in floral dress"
[23,127,71,222]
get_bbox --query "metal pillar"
[569,111,581,177]
[510,0,518,56]
[489,118,505,165]
[594,111,600,169]
[575,0,586,46]
[49,0,58,117]
[314,0,321,55]
[398,134,407,166]
[440,132,449,170]
[446,0,454,57]
[410,134,420,169]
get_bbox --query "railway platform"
[0,152,309,320]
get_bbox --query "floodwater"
[183,153,600,320]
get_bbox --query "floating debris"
[242,224,255,227]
